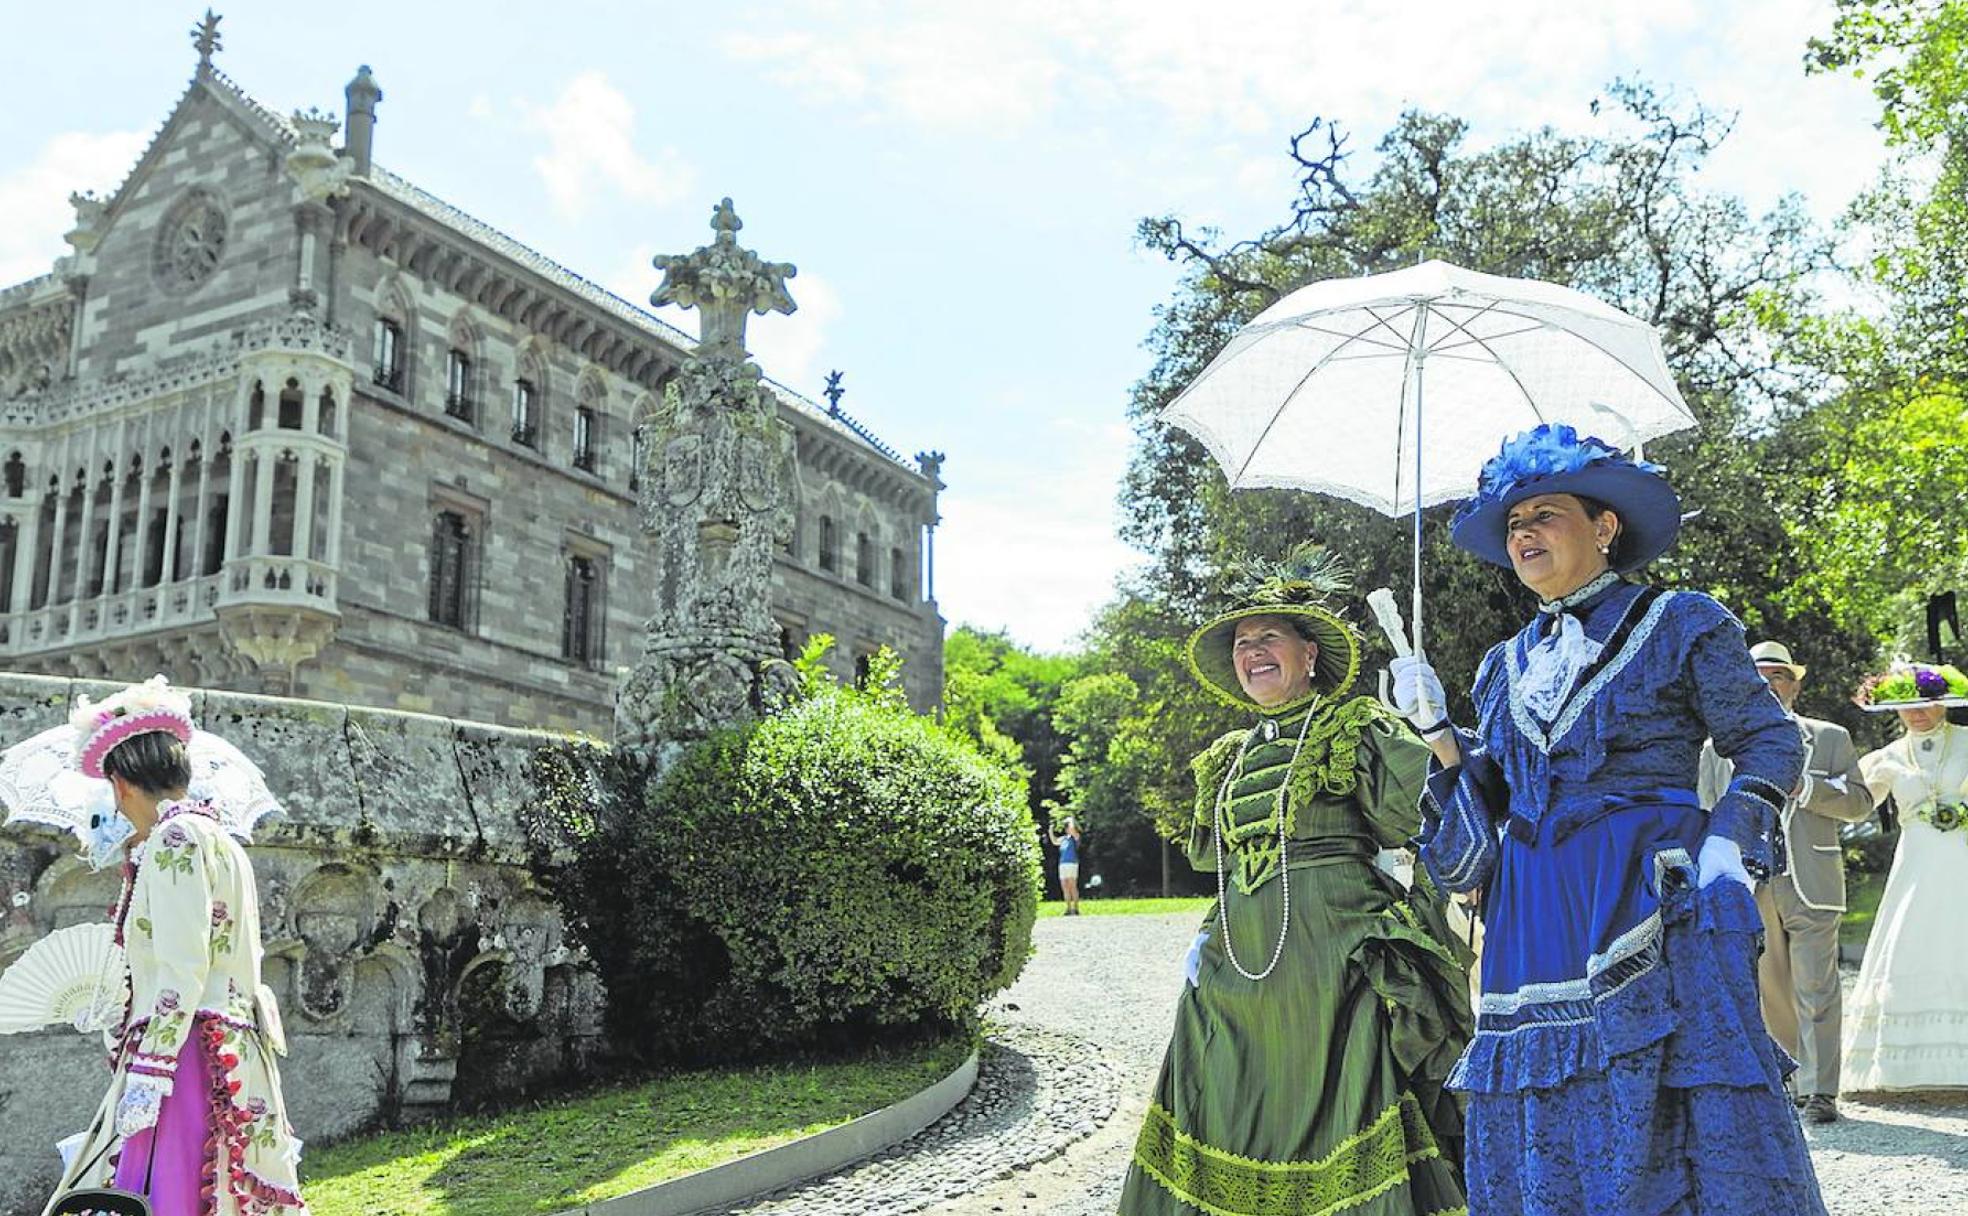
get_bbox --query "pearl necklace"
[1908,724,1956,808]
[1212,705,1316,982]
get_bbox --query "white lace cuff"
[115,1071,172,1138]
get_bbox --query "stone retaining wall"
[0,671,600,1215]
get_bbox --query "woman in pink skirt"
[41,678,307,1216]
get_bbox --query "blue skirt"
[1455,799,1827,1215]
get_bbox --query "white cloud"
[0,128,146,287]
[936,417,1138,652]
[745,270,842,397]
[721,0,1702,134]
[519,71,696,220]
[720,0,1884,223]
[602,241,662,315]
[724,18,1065,131]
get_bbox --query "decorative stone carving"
[63,192,108,256]
[650,199,796,357]
[152,188,230,295]
[285,109,355,203]
[617,201,801,756]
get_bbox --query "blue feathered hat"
[1450,424,1681,572]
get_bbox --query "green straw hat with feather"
[1185,544,1362,713]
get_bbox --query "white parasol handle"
[1366,588,1412,658]
[1368,586,1438,724]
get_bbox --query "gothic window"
[445,349,473,422]
[562,553,605,665]
[0,518,14,613]
[854,651,873,689]
[143,508,169,588]
[4,452,23,498]
[318,387,339,438]
[819,515,838,573]
[429,510,477,630]
[573,407,597,472]
[628,426,646,491]
[512,379,538,447]
[856,532,874,587]
[372,318,404,393]
[278,379,304,430]
[890,547,909,601]
[202,493,228,577]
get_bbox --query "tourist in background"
[1394,425,1826,1214]
[1843,660,1968,1092]
[1119,549,1472,1216]
[1699,640,1874,1125]
[1049,815,1084,915]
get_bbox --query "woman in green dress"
[1119,558,1474,1216]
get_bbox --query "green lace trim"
[1190,697,1395,894]
[1133,1091,1443,1216]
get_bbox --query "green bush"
[539,649,1041,1062]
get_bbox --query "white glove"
[115,1072,171,1138]
[1388,655,1449,732]
[1696,835,1752,891]
[1183,930,1210,988]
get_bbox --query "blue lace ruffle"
[1458,877,1822,1214]
[1455,876,1785,1095]
[1466,1057,1828,1215]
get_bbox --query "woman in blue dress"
[1387,425,1828,1214]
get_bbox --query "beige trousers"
[1756,880,1844,1097]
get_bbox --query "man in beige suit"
[1699,640,1874,1124]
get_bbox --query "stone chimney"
[344,64,382,176]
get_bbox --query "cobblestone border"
[549,1048,979,1216]
[727,1024,1124,1216]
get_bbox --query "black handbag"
[47,1127,158,1216]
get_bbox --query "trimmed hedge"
[540,659,1041,1061]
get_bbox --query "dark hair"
[101,731,192,795]
[1573,494,1622,564]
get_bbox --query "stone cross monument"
[616,199,803,758]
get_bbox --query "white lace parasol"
[0,922,126,1036]
[0,722,283,857]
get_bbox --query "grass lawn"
[1039,896,1213,919]
[301,1033,973,1216]
[1842,869,1887,952]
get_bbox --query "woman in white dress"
[1844,660,1968,1091]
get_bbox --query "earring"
[1597,543,1610,556]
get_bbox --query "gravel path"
[737,911,1968,1215]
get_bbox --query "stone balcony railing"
[0,573,223,656]
[219,554,338,609]
[0,552,340,658]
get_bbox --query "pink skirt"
[113,1042,214,1216]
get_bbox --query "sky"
[0,1,1892,652]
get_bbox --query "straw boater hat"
[1750,641,1806,681]
[1186,546,1362,713]
[1855,659,1968,713]
[1450,423,1682,572]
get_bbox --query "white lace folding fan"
[0,923,125,1035]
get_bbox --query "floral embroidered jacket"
[1419,581,1804,894]
[46,800,307,1215]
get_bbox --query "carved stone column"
[615,200,801,759]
